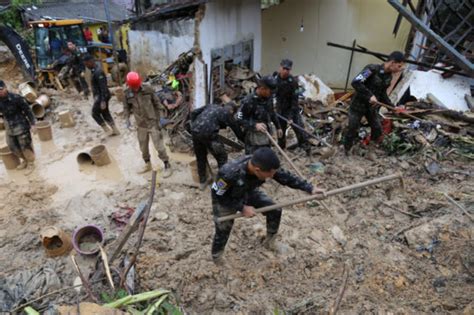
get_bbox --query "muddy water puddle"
[0,126,196,204]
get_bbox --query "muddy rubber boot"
[262,233,278,251]
[16,159,27,170]
[100,124,112,135]
[212,250,225,265]
[109,124,121,136]
[138,161,152,174]
[199,181,208,191]
[162,161,173,178]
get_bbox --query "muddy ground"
[0,58,473,314]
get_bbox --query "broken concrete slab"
[389,70,471,111]
[298,74,335,106]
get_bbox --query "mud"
[0,67,472,313]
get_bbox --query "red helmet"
[126,72,142,91]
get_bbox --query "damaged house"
[129,0,262,108]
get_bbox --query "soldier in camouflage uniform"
[344,51,405,158]
[238,76,283,154]
[123,72,172,177]
[190,103,244,190]
[83,55,120,136]
[211,147,325,263]
[273,59,310,153]
[65,41,90,97]
[0,80,36,170]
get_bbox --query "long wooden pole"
[216,173,402,222]
[264,129,304,178]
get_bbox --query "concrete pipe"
[76,151,93,165]
[19,82,38,103]
[58,110,75,128]
[35,94,51,108]
[31,103,45,119]
[40,226,72,257]
[0,146,20,169]
[36,121,53,141]
[90,144,111,166]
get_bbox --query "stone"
[404,215,451,248]
[330,225,347,247]
[155,212,169,221]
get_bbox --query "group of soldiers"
[0,50,405,262]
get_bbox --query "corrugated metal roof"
[22,1,132,23]
[135,0,207,22]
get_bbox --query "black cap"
[0,80,5,88]
[251,147,280,171]
[83,54,94,62]
[388,51,404,63]
[257,75,277,90]
[280,59,293,69]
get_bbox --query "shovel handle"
[215,173,402,222]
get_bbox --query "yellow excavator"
[28,19,115,89]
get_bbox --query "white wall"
[128,18,195,77]
[199,0,262,79]
[261,0,413,89]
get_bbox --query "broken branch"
[443,193,474,222]
[328,262,350,315]
[99,245,115,290]
[70,255,99,303]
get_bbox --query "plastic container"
[36,121,53,141]
[72,224,104,255]
[0,146,20,169]
[90,144,111,166]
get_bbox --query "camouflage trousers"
[211,190,282,257]
[7,132,35,161]
[137,127,169,163]
[343,106,382,152]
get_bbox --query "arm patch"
[354,68,372,83]
[212,179,228,196]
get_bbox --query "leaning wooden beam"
[388,0,474,76]
[327,42,469,77]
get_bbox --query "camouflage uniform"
[238,92,281,154]
[274,73,308,150]
[344,64,393,152]
[211,155,313,257]
[0,93,36,161]
[68,49,89,96]
[90,67,115,127]
[123,84,169,164]
[190,104,244,184]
